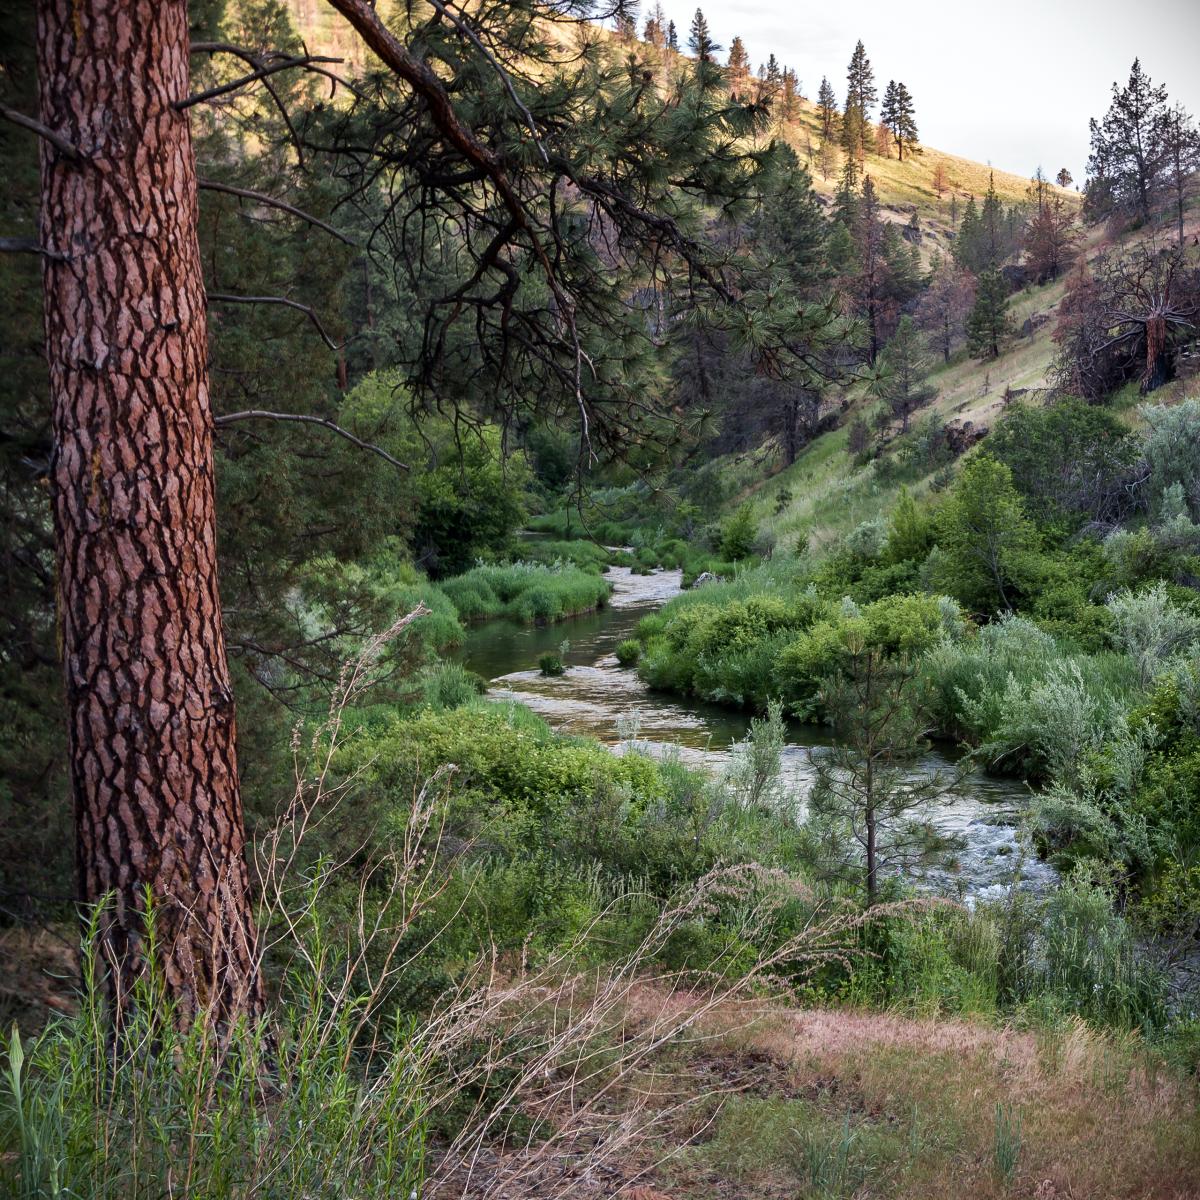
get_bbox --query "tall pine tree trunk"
[37,0,264,1025]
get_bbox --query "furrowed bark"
[36,0,264,1026]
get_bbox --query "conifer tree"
[980,172,1004,265]
[1024,188,1078,282]
[932,160,949,199]
[880,81,898,144]
[875,120,892,158]
[727,35,751,97]
[643,2,667,47]
[764,53,782,92]
[817,138,837,182]
[966,269,1013,360]
[755,144,830,291]
[1056,167,1073,188]
[1028,166,1051,215]
[1086,58,1169,223]
[855,175,887,364]
[889,81,919,160]
[780,68,801,122]
[954,194,981,270]
[1162,103,1200,247]
[842,40,876,163]
[835,155,861,224]
[667,19,679,51]
[810,644,966,904]
[916,253,975,362]
[956,175,1012,273]
[615,1,639,42]
[818,75,839,143]
[881,224,922,309]
[874,315,935,432]
[688,8,718,64]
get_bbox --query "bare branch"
[206,291,340,350]
[175,53,342,111]
[198,179,357,246]
[214,410,410,472]
[191,41,368,101]
[0,236,68,261]
[0,103,82,161]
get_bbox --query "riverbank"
[459,565,1056,903]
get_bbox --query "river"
[459,565,1057,902]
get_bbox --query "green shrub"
[615,638,640,667]
[776,593,954,718]
[719,503,758,560]
[1106,581,1200,688]
[1141,399,1200,520]
[438,561,610,625]
[986,398,1137,529]
[417,661,486,710]
[538,652,565,676]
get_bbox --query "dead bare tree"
[1054,244,1200,400]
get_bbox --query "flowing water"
[459,565,1057,901]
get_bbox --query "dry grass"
[603,989,1200,1200]
[423,984,1200,1199]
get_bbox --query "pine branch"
[213,410,409,472]
[198,179,357,246]
[0,103,82,161]
[206,292,340,350]
[424,0,549,165]
[191,41,368,101]
[176,53,343,111]
[0,236,68,261]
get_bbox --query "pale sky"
[651,1,1200,184]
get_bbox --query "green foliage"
[524,424,577,495]
[873,317,936,433]
[777,594,954,718]
[415,661,486,710]
[993,1103,1022,1183]
[538,652,565,676]
[885,487,934,564]
[1032,871,1167,1027]
[921,613,1139,780]
[1141,399,1200,519]
[986,399,1137,529]
[806,646,967,901]
[337,376,531,578]
[931,455,1039,613]
[615,638,641,667]
[1106,581,1200,687]
[1,932,427,1200]
[438,561,611,625]
[636,558,960,721]
[838,879,1166,1032]
[965,270,1012,359]
[719,503,759,560]
[264,703,817,1021]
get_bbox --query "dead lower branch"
[206,291,341,351]
[214,409,409,472]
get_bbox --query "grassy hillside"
[736,196,1200,553]
[779,95,1076,254]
